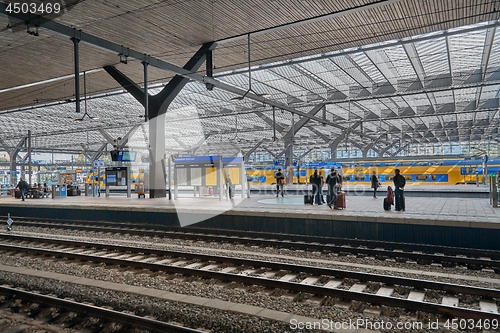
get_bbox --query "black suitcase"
[304,194,313,204]
[383,198,391,211]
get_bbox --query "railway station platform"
[0,190,499,250]
[251,184,490,198]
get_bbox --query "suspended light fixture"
[74,71,99,121]
[229,34,270,102]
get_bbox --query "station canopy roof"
[1,0,500,159]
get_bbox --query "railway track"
[0,285,204,333]
[1,234,499,323]
[9,217,500,272]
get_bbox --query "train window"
[431,175,437,180]
[416,175,428,181]
[386,176,394,181]
[342,176,350,182]
[404,175,412,181]
[354,175,366,181]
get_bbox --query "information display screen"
[111,150,136,162]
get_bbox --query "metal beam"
[244,139,265,160]
[255,111,285,134]
[117,124,141,148]
[263,147,280,159]
[0,4,376,141]
[149,42,217,118]
[283,103,325,139]
[224,21,500,75]
[173,137,190,151]
[103,66,145,106]
[191,135,210,154]
[475,26,497,110]
[217,0,404,44]
[91,143,108,162]
[98,129,116,147]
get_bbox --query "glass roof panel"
[383,44,418,80]
[414,37,449,77]
[330,55,373,88]
[299,59,353,95]
[349,52,385,83]
[449,29,487,77]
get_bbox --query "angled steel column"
[105,42,217,198]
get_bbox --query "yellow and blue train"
[245,156,500,186]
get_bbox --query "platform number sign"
[6,216,13,232]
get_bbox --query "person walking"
[393,169,406,211]
[370,171,380,198]
[309,169,322,205]
[15,178,29,201]
[326,168,339,209]
[275,168,285,197]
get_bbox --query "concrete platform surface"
[0,192,499,228]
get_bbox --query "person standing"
[319,171,326,203]
[393,169,406,211]
[384,186,394,211]
[226,175,233,199]
[497,170,500,201]
[309,169,322,205]
[15,178,29,201]
[326,168,339,209]
[370,171,380,198]
[275,168,285,197]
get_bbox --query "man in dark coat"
[275,168,285,197]
[370,171,379,198]
[309,169,322,205]
[326,168,339,209]
[15,178,29,201]
[393,169,406,211]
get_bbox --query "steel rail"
[1,237,500,321]
[10,219,500,269]
[0,286,204,332]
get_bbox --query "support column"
[71,37,81,113]
[149,113,166,198]
[27,130,32,186]
[9,152,17,186]
[284,137,293,185]
[143,60,149,121]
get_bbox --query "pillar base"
[149,188,166,198]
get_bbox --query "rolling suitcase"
[383,198,391,211]
[304,194,313,204]
[335,191,346,209]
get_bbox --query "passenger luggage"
[304,194,313,204]
[14,189,21,199]
[335,191,346,209]
[383,198,391,211]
